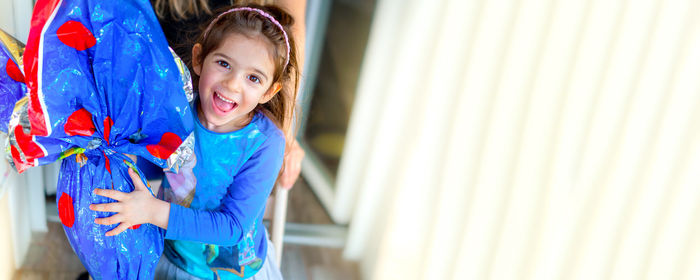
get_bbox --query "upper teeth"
[217,92,235,104]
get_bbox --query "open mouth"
[213,91,238,113]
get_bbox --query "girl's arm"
[165,137,284,245]
[90,135,285,245]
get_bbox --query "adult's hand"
[279,139,304,189]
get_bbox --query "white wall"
[0,0,48,272]
[0,193,16,280]
[0,0,32,41]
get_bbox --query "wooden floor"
[13,179,360,280]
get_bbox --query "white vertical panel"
[0,192,16,279]
[525,1,590,279]
[450,0,520,278]
[366,0,447,278]
[25,167,47,233]
[12,0,32,41]
[1,0,40,271]
[420,0,484,278]
[342,0,409,264]
[342,0,445,278]
[646,97,700,279]
[669,123,700,280]
[371,0,490,276]
[7,173,30,267]
[524,0,591,279]
[0,0,32,42]
[569,0,685,278]
[0,0,16,35]
[558,0,629,277]
[610,2,700,278]
[552,0,628,273]
[487,0,555,278]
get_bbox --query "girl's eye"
[216,60,230,69]
[247,75,261,84]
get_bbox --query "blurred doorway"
[298,0,376,223]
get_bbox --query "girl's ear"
[260,82,282,104]
[192,43,203,75]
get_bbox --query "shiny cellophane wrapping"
[0,0,196,278]
[0,29,29,169]
[0,29,26,132]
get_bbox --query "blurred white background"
[337,0,700,279]
[1,0,699,279]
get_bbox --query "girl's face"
[192,32,281,133]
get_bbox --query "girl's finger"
[105,223,130,236]
[93,188,127,201]
[89,202,121,213]
[125,154,137,163]
[95,214,123,226]
[128,168,146,191]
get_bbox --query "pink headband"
[203,7,291,69]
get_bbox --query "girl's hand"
[90,168,169,236]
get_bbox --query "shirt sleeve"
[164,133,285,246]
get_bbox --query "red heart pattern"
[103,117,113,145]
[5,58,25,83]
[58,192,75,227]
[56,20,96,51]
[14,124,45,160]
[146,132,182,160]
[64,108,95,137]
[102,150,111,174]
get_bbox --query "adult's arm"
[275,0,306,71]
[274,0,306,190]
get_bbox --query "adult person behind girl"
[152,0,306,191]
[91,4,301,279]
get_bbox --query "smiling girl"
[89,4,299,279]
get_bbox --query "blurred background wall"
[0,0,43,278]
[337,0,700,279]
[1,0,699,279]
[0,194,16,280]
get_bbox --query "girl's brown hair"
[153,0,213,20]
[192,4,300,142]
[153,0,275,20]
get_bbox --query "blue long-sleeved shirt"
[162,110,285,279]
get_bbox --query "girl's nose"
[223,76,243,92]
